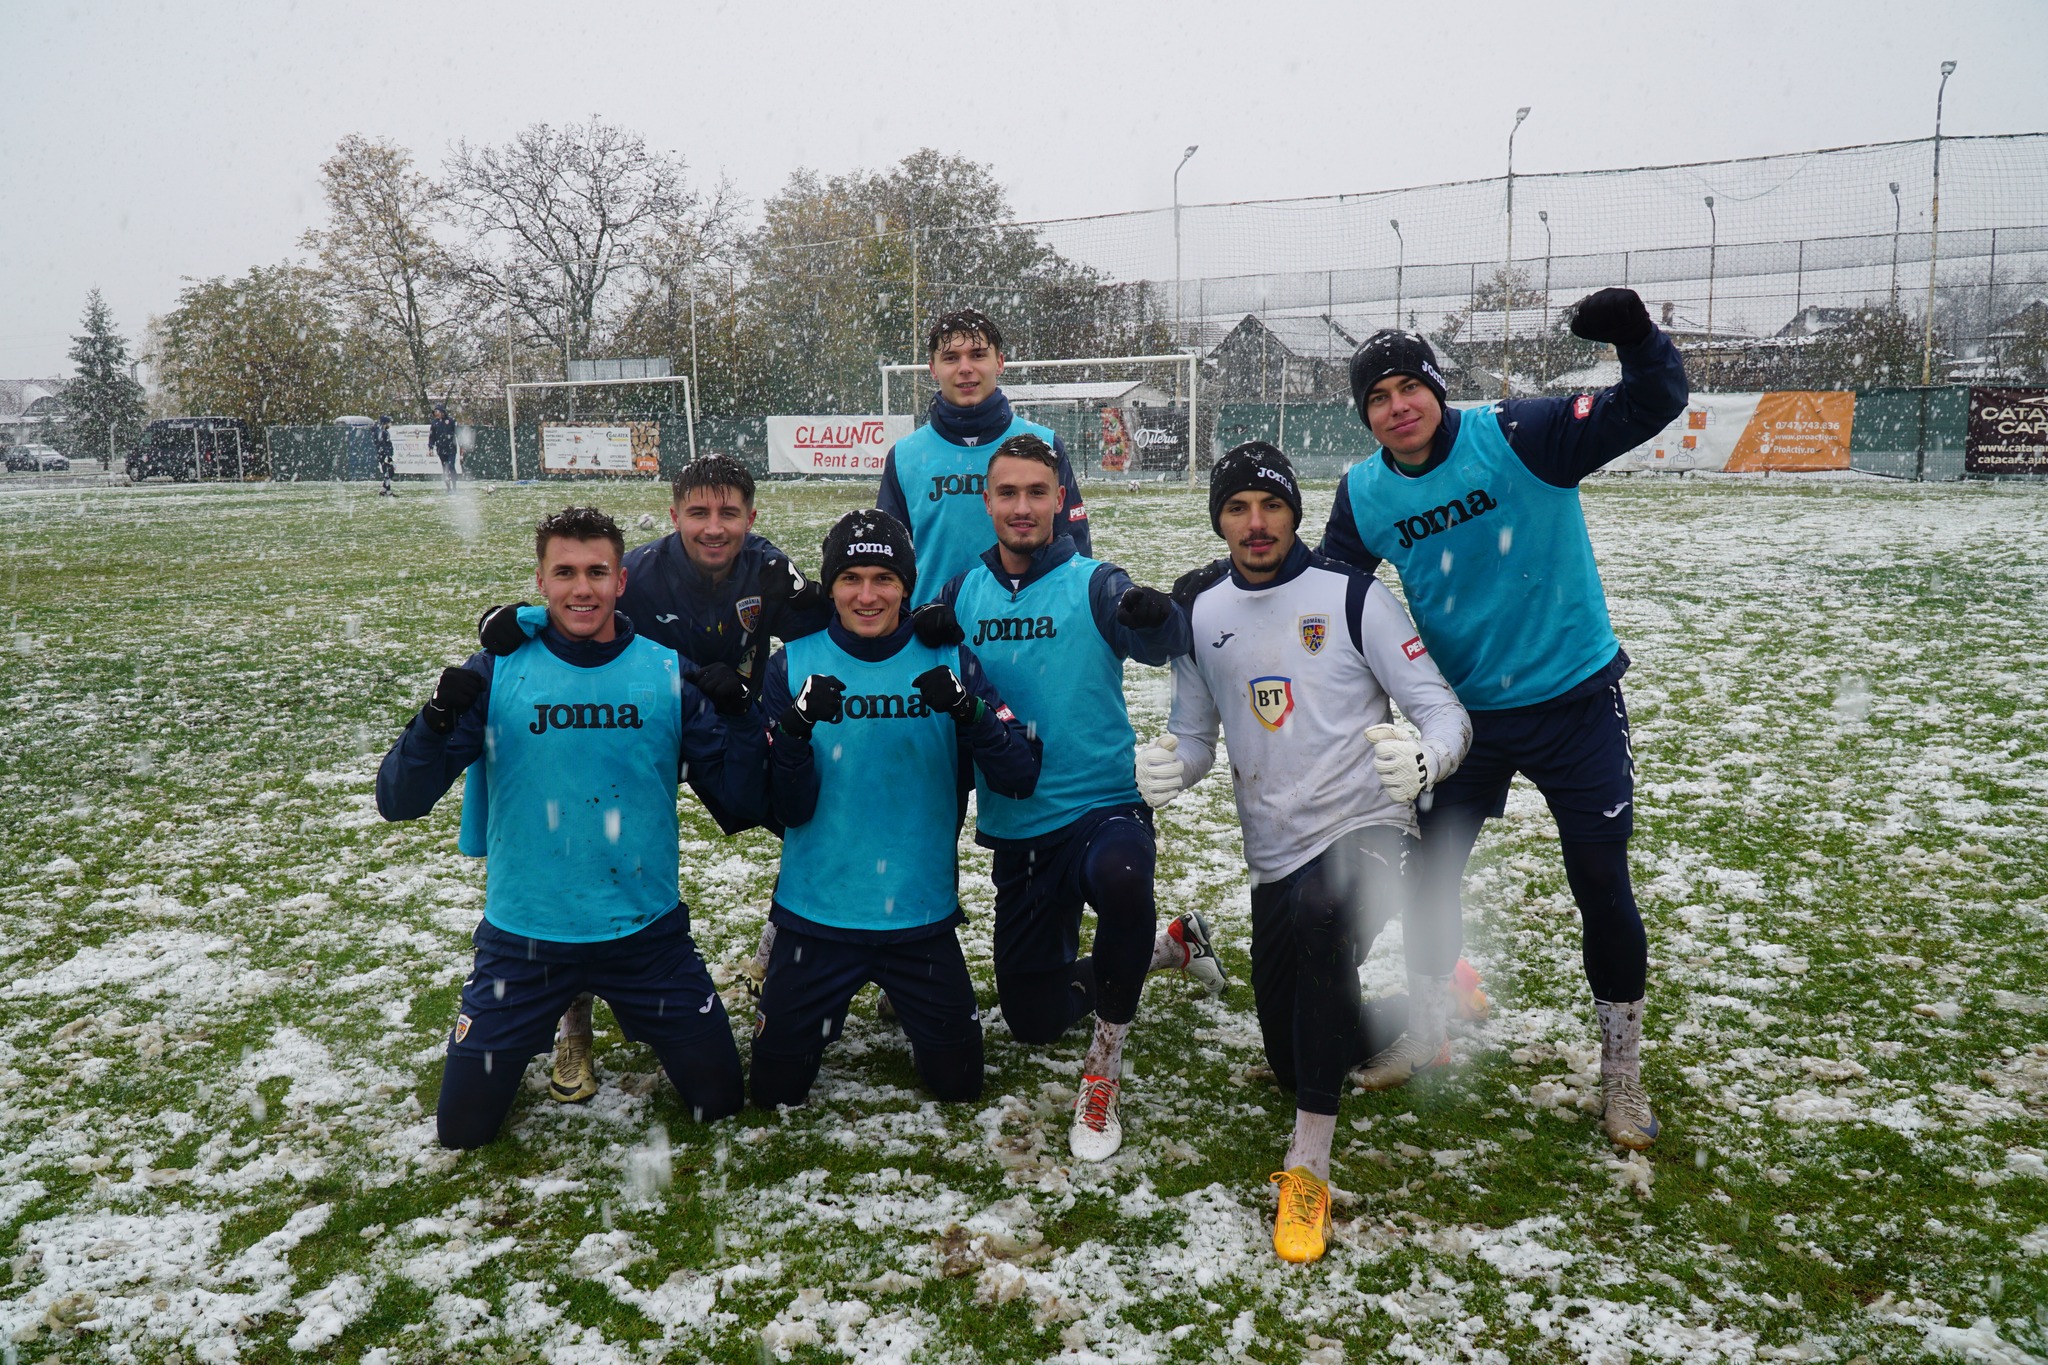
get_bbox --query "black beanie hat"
[1208,442,1303,535]
[1349,330,1449,422]
[820,508,916,598]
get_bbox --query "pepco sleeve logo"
[1068,505,1088,521]
[1402,636,1428,661]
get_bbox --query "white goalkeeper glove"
[1365,723,1433,804]
[1135,733,1188,809]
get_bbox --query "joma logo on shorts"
[927,473,986,501]
[972,616,1056,646]
[843,693,936,720]
[1391,488,1499,549]
[529,702,646,734]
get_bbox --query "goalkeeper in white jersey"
[1136,442,1471,1264]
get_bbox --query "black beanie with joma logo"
[821,508,916,596]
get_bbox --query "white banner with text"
[767,416,913,476]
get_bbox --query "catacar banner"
[766,417,913,475]
[1966,387,2048,474]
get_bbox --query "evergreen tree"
[58,290,148,469]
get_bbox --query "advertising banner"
[1723,391,1854,472]
[1966,386,2048,474]
[1099,408,1132,472]
[766,417,913,475]
[1613,394,1760,472]
[1131,405,1190,471]
[389,424,442,476]
[540,422,661,475]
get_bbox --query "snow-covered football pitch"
[1,474,2044,1364]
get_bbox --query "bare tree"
[443,118,737,368]
[301,135,457,416]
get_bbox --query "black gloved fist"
[913,665,978,723]
[1116,584,1175,631]
[1567,287,1653,348]
[478,602,530,656]
[780,673,845,739]
[764,557,823,616]
[689,662,750,717]
[909,601,965,647]
[422,666,486,734]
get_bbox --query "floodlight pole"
[1503,106,1529,400]
[1174,145,1199,348]
[1921,60,1957,386]
[1390,219,1404,327]
[1704,195,1718,391]
[1888,182,1902,307]
[1539,210,1552,387]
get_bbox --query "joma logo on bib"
[1391,488,1499,549]
[972,615,1056,646]
[927,473,986,501]
[529,702,646,734]
[843,693,937,720]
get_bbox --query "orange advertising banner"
[1723,391,1855,472]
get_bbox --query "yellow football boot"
[1269,1166,1332,1264]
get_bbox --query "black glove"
[422,666,485,734]
[763,556,823,618]
[909,601,965,647]
[478,603,531,656]
[913,665,979,724]
[688,662,750,717]
[1116,584,1175,631]
[778,673,845,739]
[1567,287,1653,348]
[1171,559,1230,610]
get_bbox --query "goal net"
[881,354,1207,486]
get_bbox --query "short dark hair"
[927,308,1004,358]
[671,454,755,507]
[534,506,625,562]
[989,433,1058,474]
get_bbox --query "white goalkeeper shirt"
[1168,546,1472,885]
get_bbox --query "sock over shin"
[1283,1110,1337,1181]
[1596,997,1645,1081]
[1408,973,1452,1047]
[1081,1019,1130,1079]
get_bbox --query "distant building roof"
[0,378,66,423]
[1446,309,1555,345]
[1196,313,1359,362]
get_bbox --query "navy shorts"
[989,804,1154,978]
[1425,680,1636,844]
[753,917,980,1058]
[448,907,732,1060]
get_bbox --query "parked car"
[4,445,69,472]
[127,418,259,481]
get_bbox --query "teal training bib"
[891,414,1057,606]
[954,556,1138,839]
[463,636,686,942]
[1345,408,1618,709]
[775,632,962,930]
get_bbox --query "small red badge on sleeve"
[1068,505,1088,521]
[1402,636,1427,661]
[995,704,1016,723]
[1573,395,1594,420]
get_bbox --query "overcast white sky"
[3,0,2043,376]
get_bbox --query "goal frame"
[879,354,1200,489]
[503,375,696,481]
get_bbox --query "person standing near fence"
[876,309,1090,607]
[430,403,458,492]
[375,415,396,497]
[1319,287,1688,1153]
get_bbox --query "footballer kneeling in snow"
[1139,445,1472,1264]
[920,432,1224,1164]
[376,507,769,1148]
[751,510,1040,1109]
